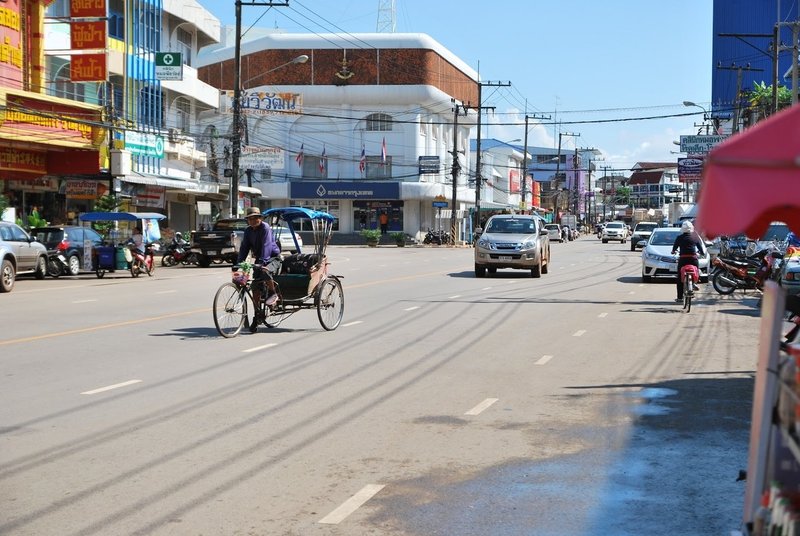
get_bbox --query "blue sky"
[199,0,714,174]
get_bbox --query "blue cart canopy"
[79,212,166,222]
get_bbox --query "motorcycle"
[46,252,68,278]
[711,247,782,295]
[161,238,196,267]
[129,242,159,277]
[423,229,451,245]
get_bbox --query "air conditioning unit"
[168,128,180,143]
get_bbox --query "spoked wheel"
[130,259,140,278]
[146,257,155,276]
[47,258,62,278]
[683,272,693,313]
[213,282,248,338]
[316,276,344,331]
[162,254,176,267]
[712,270,737,295]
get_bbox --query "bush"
[360,228,381,242]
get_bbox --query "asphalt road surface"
[1,237,762,535]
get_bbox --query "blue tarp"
[263,207,335,222]
[79,212,167,222]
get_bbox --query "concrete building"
[196,31,478,241]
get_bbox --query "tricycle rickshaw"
[78,211,165,278]
[212,207,344,337]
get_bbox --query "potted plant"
[390,231,406,247]
[360,228,381,247]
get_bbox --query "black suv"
[630,222,659,251]
[30,226,104,276]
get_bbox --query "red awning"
[695,104,800,238]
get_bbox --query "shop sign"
[291,181,399,200]
[154,52,183,81]
[220,90,303,116]
[1,94,103,146]
[70,0,106,18]
[65,179,100,199]
[678,157,704,182]
[7,178,59,191]
[240,146,284,170]
[125,131,164,158]
[133,185,166,208]
[0,4,23,86]
[71,21,106,50]
[0,148,46,174]
[418,156,440,174]
[509,169,520,193]
[679,135,727,154]
[70,53,107,82]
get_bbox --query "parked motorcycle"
[711,247,782,295]
[161,236,196,267]
[129,242,159,277]
[423,229,451,245]
[46,252,68,278]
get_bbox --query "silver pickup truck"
[474,214,551,278]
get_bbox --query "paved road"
[1,238,760,535]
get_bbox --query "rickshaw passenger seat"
[281,254,321,275]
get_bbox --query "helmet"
[175,232,182,239]
[681,220,694,234]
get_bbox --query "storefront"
[0,89,104,224]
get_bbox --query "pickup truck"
[189,219,246,267]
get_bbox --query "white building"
[196,32,479,241]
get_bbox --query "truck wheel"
[198,255,211,268]
[474,265,486,278]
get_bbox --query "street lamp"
[683,101,709,134]
[229,0,307,218]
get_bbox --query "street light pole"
[683,100,709,134]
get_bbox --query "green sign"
[125,131,164,158]
[155,52,183,81]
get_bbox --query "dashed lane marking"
[404,306,420,311]
[243,343,278,353]
[573,329,586,337]
[448,295,461,299]
[465,398,499,416]
[598,312,608,318]
[72,299,97,303]
[81,379,142,395]
[535,355,553,365]
[318,484,385,524]
[342,320,364,327]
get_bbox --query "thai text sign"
[679,135,727,154]
[65,179,100,199]
[71,21,106,49]
[155,52,183,81]
[220,90,303,115]
[240,146,285,170]
[0,148,46,174]
[125,131,164,158]
[291,181,400,200]
[0,5,23,83]
[70,0,106,18]
[1,95,102,146]
[678,157,704,182]
[418,156,439,174]
[70,53,106,82]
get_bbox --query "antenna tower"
[376,0,396,33]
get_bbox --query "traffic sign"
[155,52,183,81]
[679,134,726,154]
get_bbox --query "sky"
[198,0,714,175]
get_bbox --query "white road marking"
[465,398,499,416]
[318,484,385,524]
[535,355,554,365]
[404,306,420,311]
[243,343,277,353]
[573,330,586,337]
[448,295,461,299]
[72,299,97,303]
[598,312,608,318]
[342,320,364,327]
[629,291,635,295]
[155,290,177,294]
[482,287,492,291]
[81,380,142,395]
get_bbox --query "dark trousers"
[677,257,699,299]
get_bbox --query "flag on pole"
[359,145,366,173]
[319,145,326,173]
[295,143,304,168]
[381,137,387,165]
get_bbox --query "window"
[365,156,392,179]
[45,0,69,18]
[301,156,328,179]
[288,200,339,231]
[366,113,392,131]
[175,27,192,65]
[175,97,191,133]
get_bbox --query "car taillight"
[57,239,69,251]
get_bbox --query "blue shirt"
[238,221,280,264]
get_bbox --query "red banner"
[71,21,106,50]
[70,53,107,82]
[70,0,106,18]
[0,148,47,174]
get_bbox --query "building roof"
[631,162,677,171]
[628,170,667,185]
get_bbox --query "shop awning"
[238,185,264,196]
[118,174,199,190]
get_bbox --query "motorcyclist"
[671,221,705,303]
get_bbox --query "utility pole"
[575,146,597,219]
[450,100,467,244]
[229,0,289,218]
[520,113,550,213]
[717,63,764,133]
[554,131,578,216]
[473,80,510,232]
[778,21,800,105]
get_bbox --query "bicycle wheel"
[316,276,344,331]
[683,272,692,313]
[130,259,140,278]
[213,282,248,338]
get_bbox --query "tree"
[743,81,793,125]
[90,194,124,237]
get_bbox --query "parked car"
[29,226,105,276]
[630,222,659,251]
[601,221,628,243]
[641,227,711,283]
[274,226,303,253]
[0,221,48,292]
[474,214,550,278]
[544,223,563,243]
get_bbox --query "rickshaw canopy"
[79,211,167,222]
[263,207,335,223]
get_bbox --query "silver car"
[641,227,710,283]
[474,214,550,278]
[0,221,48,292]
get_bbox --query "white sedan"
[641,228,710,283]
[274,226,303,253]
